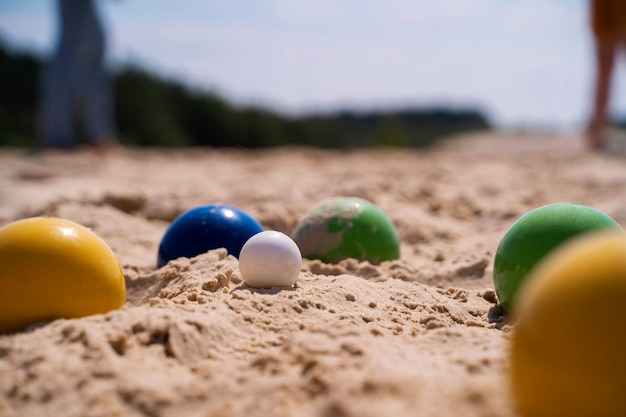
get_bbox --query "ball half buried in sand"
[493,203,621,310]
[511,230,626,417]
[0,217,126,334]
[292,197,400,264]
[239,231,302,288]
[157,204,264,267]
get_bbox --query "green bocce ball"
[292,197,400,264]
[493,203,622,311]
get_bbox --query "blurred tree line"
[0,40,490,148]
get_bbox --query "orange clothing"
[591,0,626,38]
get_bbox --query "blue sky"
[1,0,621,129]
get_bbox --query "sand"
[0,131,623,417]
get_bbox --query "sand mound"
[1,132,623,416]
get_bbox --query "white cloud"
[0,8,55,53]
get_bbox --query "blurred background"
[0,0,619,148]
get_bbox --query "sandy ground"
[0,131,624,417]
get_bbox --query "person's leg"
[80,0,116,149]
[587,36,617,150]
[83,61,116,147]
[38,55,75,148]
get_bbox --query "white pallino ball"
[239,231,302,288]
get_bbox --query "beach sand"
[0,131,623,417]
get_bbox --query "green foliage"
[115,68,189,147]
[0,41,490,148]
[0,42,40,147]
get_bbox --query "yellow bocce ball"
[511,230,626,417]
[0,217,126,333]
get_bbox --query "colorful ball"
[239,231,302,288]
[158,204,263,267]
[0,217,126,334]
[292,197,400,264]
[493,203,621,310]
[511,230,626,417]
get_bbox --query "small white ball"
[239,231,302,288]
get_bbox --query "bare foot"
[91,137,119,154]
[585,121,605,151]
